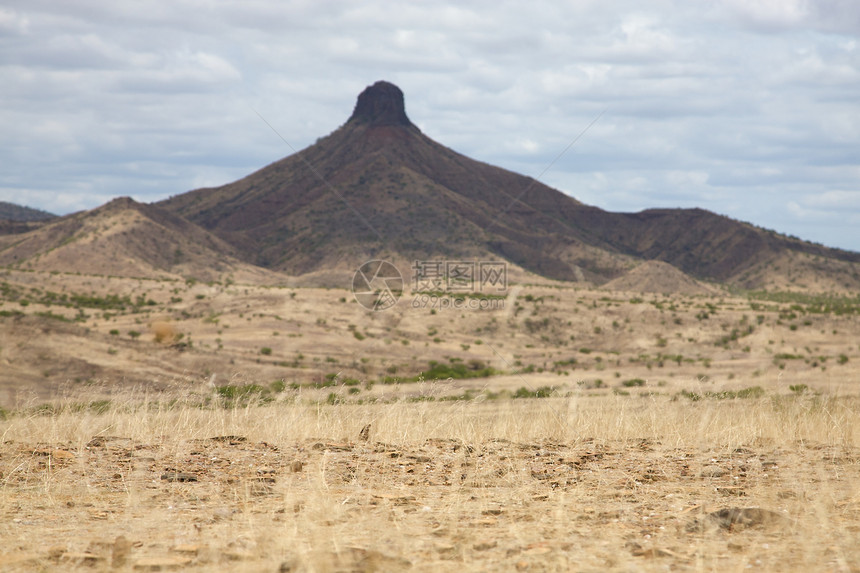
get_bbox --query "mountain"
[0,197,283,283]
[157,81,630,282]
[603,260,717,295]
[157,80,860,291]
[1,82,855,291]
[0,201,56,222]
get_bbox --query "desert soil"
[1,397,859,572]
[1,269,859,571]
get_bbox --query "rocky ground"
[1,398,858,572]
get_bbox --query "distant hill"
[156,80,860,291]
[603,260,718,295]
[0,197,284,283]
[0,201,56,222]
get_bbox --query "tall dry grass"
[3,388,856,450]
[2,389,858,572]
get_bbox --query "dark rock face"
[349,81,412,127]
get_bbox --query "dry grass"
[2,271,860,570]
[2,390,859,571]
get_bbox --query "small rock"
[160,472,197,482]
[689,507,789,532]
[209,435,246,443]
[700,465,727,478]
[170,544,201,555]
[290,460,303,473]
[33,449,75,462]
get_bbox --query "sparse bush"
[513,386,554,398]
[270,380,286,393]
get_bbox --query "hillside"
[0,197,284,283]
[0,201,56,222]
[603,260,718,295]
[158,81,634,283]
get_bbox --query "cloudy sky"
[2,1,859,251]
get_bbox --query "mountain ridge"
[1,80,857,292]
[0,201,56,222]
[156,80,859,290]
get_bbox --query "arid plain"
[1,267,859,571]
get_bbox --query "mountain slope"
[159,81,626,282]
[156,80,859,290]
[0,201,56,222]
[0,197,283,283]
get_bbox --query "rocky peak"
[348,81,413,127]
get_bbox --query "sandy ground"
[1,269,858,408]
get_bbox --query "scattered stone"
[310,442,352,451]
[86,436,130,447]
[170,544,201,555]
[473,541,498,551]
[371,492,417,505]
[290,460,303,472]
[209,435,246,444]
[160,472,197,482]
[32,448,75,462]
[689,507,789,532]
[700,465,727,478]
